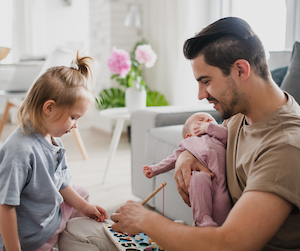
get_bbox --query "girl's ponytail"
[71,50,97,91]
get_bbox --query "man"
[59,17,300,251]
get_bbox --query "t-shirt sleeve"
[244,143,300,212]
[0,161,30,206]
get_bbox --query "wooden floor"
[0,120,141,216]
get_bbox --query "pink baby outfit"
[151,123,232,227]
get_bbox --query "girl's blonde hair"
[17,50,96,133]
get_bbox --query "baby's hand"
[193,121,210,136]
[143,165,154,178]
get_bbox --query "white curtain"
[145,0,221,106]
[13,0,47,62]
[12,0,90,63]
[285,0,300,50]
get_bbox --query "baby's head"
[182,112,216,138]
[17,50,97,133]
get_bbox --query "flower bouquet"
[96,40,168,110]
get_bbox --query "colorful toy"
[104,182,167,251]
[103,224,165,251]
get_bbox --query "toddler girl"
[0,51,107,251]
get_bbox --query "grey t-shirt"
[0,126,72,251]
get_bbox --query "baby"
[143,112,232,227]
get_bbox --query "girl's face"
[43,99,90,139]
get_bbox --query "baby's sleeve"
[206,123,228,146]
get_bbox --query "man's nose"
[198,84,208,100]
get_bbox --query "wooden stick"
[141,182,167,205]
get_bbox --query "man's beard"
[207,78,240,120]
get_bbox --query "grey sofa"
[131,42,299,225]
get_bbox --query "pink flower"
[135,44,157,68]
[107,47,131,78]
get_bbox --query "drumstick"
[141,182,167,205]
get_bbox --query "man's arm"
[112,191,293,251]
[0,205,21,251]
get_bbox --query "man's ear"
[232,59,251,81]
[43,100,56,116]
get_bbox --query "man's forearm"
[140,211,221,251]
[139,191,292,251]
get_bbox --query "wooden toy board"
[103,224,165,251]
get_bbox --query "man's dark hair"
[183,17,269,80]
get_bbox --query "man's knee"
[58,218,118,251]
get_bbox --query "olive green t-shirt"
[224,93,300,250]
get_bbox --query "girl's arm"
[60,185,107,222]
[0,205,21,251]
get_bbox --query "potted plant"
[96,40,168,111]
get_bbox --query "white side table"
[99,107,131,184]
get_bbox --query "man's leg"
[58,218,118,251]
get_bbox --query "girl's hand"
[81,203,108,222]
[142,165,154,178]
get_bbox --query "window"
[223,0,287,52]
[0,0,13,63]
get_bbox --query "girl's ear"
[43,100,56,116]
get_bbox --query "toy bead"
[135,235,141,241]
[148,238,153,244]
[151,242,158,248]
[145,245,152,251]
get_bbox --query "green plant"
[96,40,169,110]
[96,88,125,110]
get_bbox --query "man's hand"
[111,200,149,235]
[174,150,215,206]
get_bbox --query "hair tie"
[70,63,79,70]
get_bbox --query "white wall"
[89,0,146,95]
[89,0,147,132]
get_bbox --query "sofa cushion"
[281,41,300,104]
[271,66,288,87]
[145,125,183,164]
